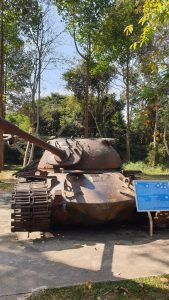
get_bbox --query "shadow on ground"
[0,182,169,299]
[1,224,169,299]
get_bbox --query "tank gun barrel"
[0,117,67,160]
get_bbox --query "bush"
[123,161,169,175]
[146,143,168,165]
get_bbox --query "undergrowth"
[123,161,169,175]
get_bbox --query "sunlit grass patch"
[0,170,15,181]
[4,164,22,171]
[0,164,21,191]
[0,182,15,192]
[28,275,169,300]
[0,164,21,180]
[123,161,169,175]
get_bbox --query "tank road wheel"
[11,181,51,233]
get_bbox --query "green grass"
[4,163,22,171]
[0,164,21,192]
[123,161,169,176]
[0,182,15,192]
[29,275,169,300]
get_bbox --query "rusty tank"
[0,117,137,233]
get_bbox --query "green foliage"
[3,0,47,113]
[123,161,169,175]
[39,93,82,137]
[129,61,169,163]
[95,0,142,64]
[139,0,169,46]
[63,62,116,101]
[127,0,169,47]
[56,0,111,56]
[63,63,125,138]
[63,66,86,100]
[6,111,30,131]
[60,95,81,127]
[2,0,169,167]
[146,143,168,165]
[124,24,134,35]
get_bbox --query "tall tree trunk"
[73,27,91,138]
[0,0,4,171]
[152,107,159,167]
[27,143,35,165]
[163,119,169,156]
[23,141,30,167]
[84,60,89,138]
[90,110,102,137]
[23,91,36,167]
[28,58,41,166]
[36,55,41,135]
[31,89,37,131]
[102,107,106,137]
[125,56,131,161]
[24,57,41,167]
[3,62,7,117]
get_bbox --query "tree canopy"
[1,0,169,167]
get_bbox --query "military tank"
[0,117,137,233]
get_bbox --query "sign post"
[147,211,153,237]
[134,181,169,237]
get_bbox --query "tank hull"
[50,172,136,226]
[11,172,136,232]
[51,201,136,226]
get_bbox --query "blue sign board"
[134,180,169,212]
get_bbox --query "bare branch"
[73,27,86,60]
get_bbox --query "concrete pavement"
[0,192,169,299]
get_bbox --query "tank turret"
[0,117,121,169]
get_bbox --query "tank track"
[11,181,51,233]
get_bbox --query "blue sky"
[41,6,78,96]
[41,5,122,98]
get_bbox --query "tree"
[129,67,169,166]
[138,0,169,46]
[39,93,82,137]
[94,0,143,160]
[14,2,62,167]
[63,62,117,136]
[127,0,169,162]
[56,0,111,137]
[0,0,45,169]
[0,0,4,170]
[123,0,169,162]
[0,0,24,170]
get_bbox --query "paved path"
[0,192,169,299]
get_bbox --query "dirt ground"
[0,192,169,300]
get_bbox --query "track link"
[11,181,51,232]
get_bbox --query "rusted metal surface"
[11,181,51,232]
[50,172,136,226]
[38,138,121,169]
